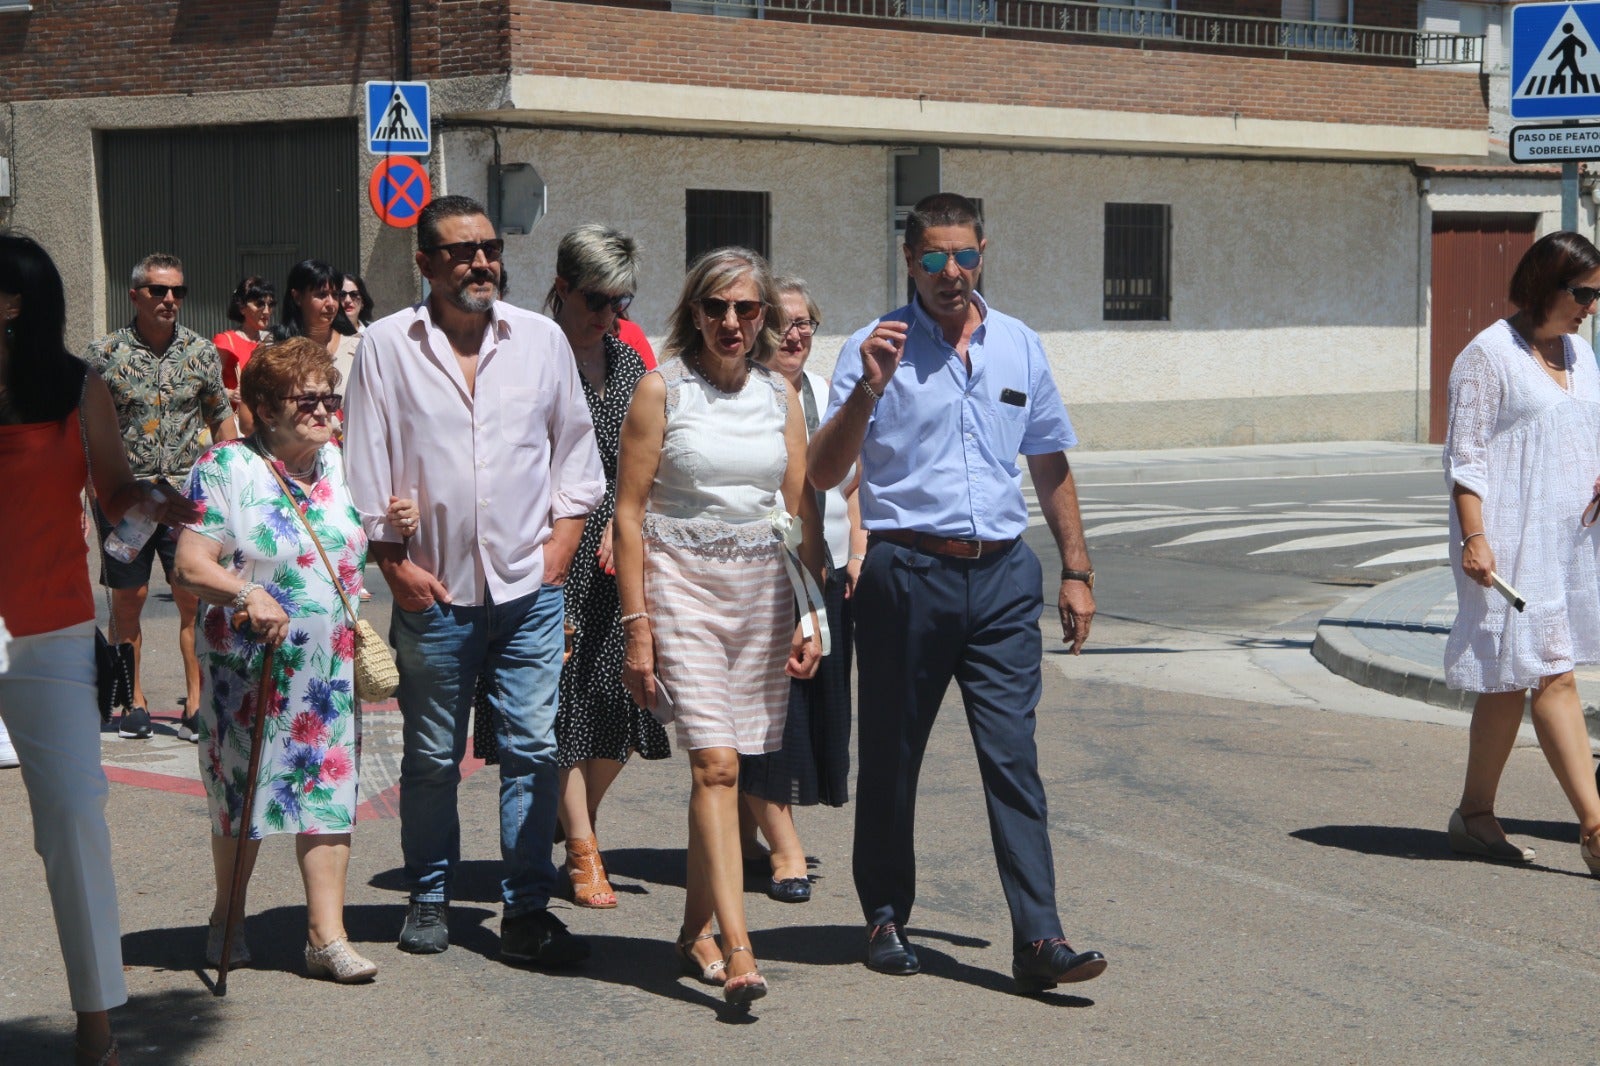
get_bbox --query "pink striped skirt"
[643,513,792,754]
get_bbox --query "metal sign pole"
[1564,160,1581,230]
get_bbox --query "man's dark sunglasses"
[580,289,634,315]
[698,297,765,322]
[283,392,344,414]
[917,248,982,274]
[425,239,505,264]
[142,284,189,300]
[1566,284,1600,306]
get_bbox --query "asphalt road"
[5,469,1597,1064]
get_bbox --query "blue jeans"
[392,586,565,915]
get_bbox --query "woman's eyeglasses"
[917,248,982,274]
[339,290,362,304]
[579,289,634,315]
[283,392,344,414]
[782,318,817,337]
[246,297,276,309]
[698,297,765,322]
[1566,284,1600,306]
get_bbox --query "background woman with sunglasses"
[614,246,823,1007]
[1443,230,1600,874]
[173,337,417,983]
[213,276,275,435]
[541,223,670,909]
[334,272,374,333]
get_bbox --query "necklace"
[254,433,317,479]
[688,350,749,394]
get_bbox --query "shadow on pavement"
[0,989,221,1063]
[1292,822,1594,880]
[368,859,506,903]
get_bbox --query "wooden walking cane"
[215,632,275,997]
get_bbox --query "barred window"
[1103,203,1171,322]
[685,189,770,266]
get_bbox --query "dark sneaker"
[118,705,152,739]
[398,898,449,954]
[500,908,590,967]
[1013,938,1107,994]
[176,713,200,743]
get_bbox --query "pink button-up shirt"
[344,300,604,607]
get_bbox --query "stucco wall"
[440,128,1448,448]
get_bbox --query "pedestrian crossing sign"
[1512,3,1600,120]
[365,81,431,156]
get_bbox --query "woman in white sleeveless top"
[1443,230,1600,874]
[614,247,823,1009]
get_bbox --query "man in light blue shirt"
[809,192,1105,994]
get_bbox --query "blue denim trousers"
[391,585,564,915]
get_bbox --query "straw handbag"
[261,456,400,702]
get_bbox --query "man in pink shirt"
[344,195,605,965]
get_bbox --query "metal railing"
[662,0,1483,66]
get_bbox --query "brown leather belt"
[873,529,1017,560]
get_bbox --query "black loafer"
[767,877,812,903]
[865,922,920,975]
[1013,939,1107,994]
[500,908,590,967]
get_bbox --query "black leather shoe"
[398,898,449,955]
[1013,939,1107,993]
[500,908,591,967]
[767,877,812,903]
[865,923,920,975]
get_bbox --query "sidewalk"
[1311,567,1600,733]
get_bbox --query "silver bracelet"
[232,582,262,612]
[620,611,649,625]
[1460,531,1485,549]
[848,552,866,562]
[857,377,881,402]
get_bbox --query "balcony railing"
[663,0,1483,66]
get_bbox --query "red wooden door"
[1429,214,1537,443]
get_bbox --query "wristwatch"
[1061,567,1095,589]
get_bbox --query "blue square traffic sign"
[1512,3,1600,121]
[366,81,431,156]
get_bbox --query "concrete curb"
[1312,575,1600,738]
[1071,442,1439,485]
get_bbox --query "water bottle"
[104,486,167,563]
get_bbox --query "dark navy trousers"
[852,534,1065,949]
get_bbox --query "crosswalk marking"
[1250,527,1441,554]
[1360,543,1450,566]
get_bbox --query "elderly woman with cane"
[1443,230,1600,873]
[174,336,417,983]
[0,234,197,1065]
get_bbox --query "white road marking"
[1250,527,1443,554]
[1359,543,1451,566]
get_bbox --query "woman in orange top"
[0,234,201,1066]
[212,276,275,435]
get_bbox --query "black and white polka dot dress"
[555,335,672,767]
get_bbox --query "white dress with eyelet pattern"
[1444,319,1600,692]
[643,357,793,753]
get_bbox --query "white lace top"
[1443,318,1600,691]
[644,358,789,559]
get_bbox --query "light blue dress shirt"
[823,292,1076,541]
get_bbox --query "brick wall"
[511,1,1485,130]
[0,0,509,101]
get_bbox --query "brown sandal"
[565,836,618,908]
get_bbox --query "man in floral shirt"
[86,253,236,742]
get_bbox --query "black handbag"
[77,373,136,724]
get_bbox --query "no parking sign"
[369,157,432,229]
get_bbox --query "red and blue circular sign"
[369,156,432,228]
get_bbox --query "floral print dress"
[185,438,367,839]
